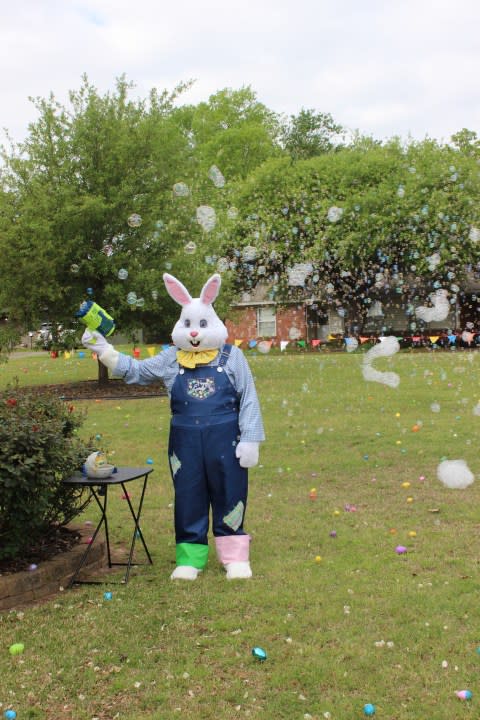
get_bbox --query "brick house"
[224,272,480,346]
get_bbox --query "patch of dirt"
[16,379,167,401]
[0,526,82,576]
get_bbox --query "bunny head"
[163,273,228,351]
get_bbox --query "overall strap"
[218,344,232,367]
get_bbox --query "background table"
[63,466,154,586]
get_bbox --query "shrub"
[0,385,93,560]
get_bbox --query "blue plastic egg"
[252,646,267,661]
[363,703,376,716]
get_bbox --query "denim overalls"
[168,344,248,569]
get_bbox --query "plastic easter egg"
[363,703,376,716]
[146,458,154,465]
[9,643,24,655]
[395,545,407,555]
[103,591,113,600]
[4,710,17,719]
[252,646,267,661]
[456,690,472,700]
[28,563,38,571]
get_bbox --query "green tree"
[222,137,480,331]
[0,76,200,379]
[279,108,344,161]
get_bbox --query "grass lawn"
[1,346,480,719]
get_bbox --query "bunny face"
[164,273,228,352]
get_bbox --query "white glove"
[82,330,119,371]
[235,441,259,468]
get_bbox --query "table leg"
[110,474,153,583]
[68,486,108,587]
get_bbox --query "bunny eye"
[199,319,208,328]
[184,319,191,328]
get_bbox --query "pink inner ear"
[201,277,220,305]
[165,277,191,306]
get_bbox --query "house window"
[257,306,276,337]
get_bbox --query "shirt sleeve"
[113,346,178,393]
[226,346,265,442]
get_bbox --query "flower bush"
[0,385,93,560]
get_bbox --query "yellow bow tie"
[176,349,219,369]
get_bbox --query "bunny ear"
[163,273,192,306]
[200,274,221,305]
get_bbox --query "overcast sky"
[2,0,480,146]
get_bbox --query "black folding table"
[63,466,154,586]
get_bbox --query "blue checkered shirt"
[114,345,265,442]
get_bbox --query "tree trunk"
[97,358,110,386]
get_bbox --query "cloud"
[1,0,480,144]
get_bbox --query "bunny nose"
[190,331,199,337]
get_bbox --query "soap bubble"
[469,227,480,243]
[127,213,142,228]
[242,246,257,262]
[173,182,189,197]
[257,340,272,354]
[345,337,359,352]
[427,252,440,270]
[184,241,197,254]
[216,257,229,272]
[362,336,400,388]
[208,165,225,188]
[196,205,216,232]
[437,459,474,489]
[127,292,137,305]
[415,289,450,322]
[118,268,128,280]
[327,206,343,222]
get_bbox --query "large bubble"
[437,459,474,489]
[362,336,400,388]
[184,241,197,254]
[327,206,343,222]
[173,182,189,197]
[208,165,225,188]
[242,246,257,262]
[468,227,480,243]
[127,213,142,228]
[415,289,450,322]
[196,205,216,232]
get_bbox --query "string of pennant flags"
[55,331,480,361]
